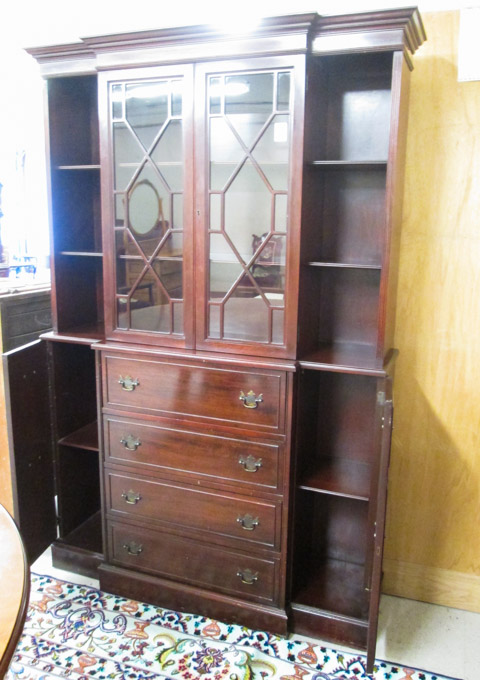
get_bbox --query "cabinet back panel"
[48,76,99,166]
[298,371,377,465]
[294,491,368,567]
[319,170,386,266]
[57,445,100,537]
[50,342,97,438]
[54,257,103,332]
[317,268,380,347]
[51,171,101,253]
[318,53,394,161]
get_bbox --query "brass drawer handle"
[239,390,263,409]
[120,435,142,452]
[123,541,143,556]
[238,455,263,473]
[118,375,140,391]
[237,568,258,585]
[121,490,142,505]
[237,514,259,531]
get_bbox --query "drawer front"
[106,471,281,549]
[103,355,285,432]
[108,520,278,604]
[105,416,283,492]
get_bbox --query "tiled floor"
[32,549,476,680]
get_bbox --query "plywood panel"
[383,11,480,609]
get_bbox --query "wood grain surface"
[383,10,480,611]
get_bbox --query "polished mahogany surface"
[0,505,29,679]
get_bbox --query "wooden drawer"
[105,470,281,550]
[103,354,286,432]
[104,415,283,493]
[107,520,278,604]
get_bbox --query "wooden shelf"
[299,458,371,501]
[292,558,368,621]
[41,323,104,344]
[299,342,386,375]
[60,251,103,257]
[55,165,101,171]
[58,421,99,451]
[308,262,381,270]
[308,160,387,169]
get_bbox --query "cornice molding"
[26,8,426,76]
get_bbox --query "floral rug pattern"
[6,574,458,680]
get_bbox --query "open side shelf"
[291,557,368,621]
[58,421,99,451]
[298,458,371,501]
[52,511,104,579]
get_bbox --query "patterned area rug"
[6,573,458,680]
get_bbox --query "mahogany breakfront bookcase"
[18,8,425,671]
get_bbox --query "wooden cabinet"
[22,8,425,672]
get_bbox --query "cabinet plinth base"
[99,563,288,636]
[51,541,103,580]
[289,602,368,651]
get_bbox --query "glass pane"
[151,120,183,191]
[126,80,169,150]
[113,123,144,192]
[171,80,183,117]
[272,308,284,343]
[277,72,290,111]
[172,194,183,230]
[224,296,268,342]
[130,268,171,333]
[210,194,222,230]
[158,231,183,258]
[209,77,221,114]
[209,234,243,299]
[225,73,274,148]
[112,84,123,120]
[152,258,183,298]
[209,304,221,338]
[126,162,170,258]
[210,117,244,191]
[252,114,290,191]
[224,159,272,262]
[274,194,288,231]
[173,302,184,334]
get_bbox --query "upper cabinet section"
[28,8,425,361]
[99,65,194,348]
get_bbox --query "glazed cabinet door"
[194,56,305,359]
[99,65,194,347]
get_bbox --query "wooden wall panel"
[383,10,480,611]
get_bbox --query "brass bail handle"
[237,568,259,585]
[238,455,263,473]
[123,541,143,556]
[121,490,142,505]
[118,375,140,392]
[239,390,263,409]
[237,514,259,531]
[120,434,142,452]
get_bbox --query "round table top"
[0,504,29,678]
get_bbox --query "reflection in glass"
[224,296,269,342]
[126,81,169,149]
[274,194,288,231]
[111,77,185,336]
[151,120,183,192]
[224,159,271,262]
[206,68,291,345]
[277,72,291,111]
